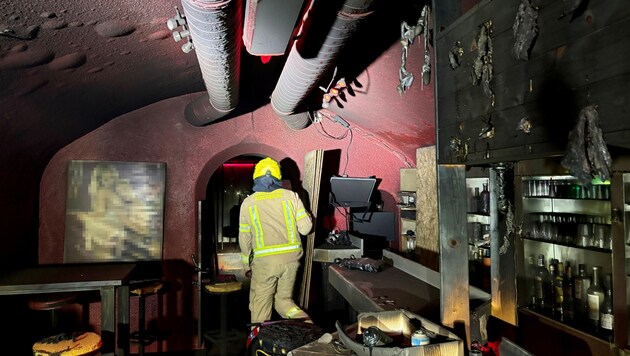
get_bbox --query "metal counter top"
[328,263,441,323]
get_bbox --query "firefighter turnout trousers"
[249,261,309,323]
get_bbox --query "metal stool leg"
[220,294,227,356]
[138,295,146,356]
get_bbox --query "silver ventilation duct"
[270,0,375,130]
[182,0,242,126]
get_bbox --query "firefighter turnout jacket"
[238,188,313,267]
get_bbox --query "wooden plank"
[438,15,630,129]
[416,146,439,270]
[438,164,471,342]
[489,168,517,325]
[436,0,517,41]
[299,149,324,309]
[436,1,630,157]
[437,70,630,165]
[433,0,460,33]
[437,0,630,97]
[437,71,630,164]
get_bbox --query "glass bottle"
[479,183,490,214]
[554,262,565,320]
[600,274,614,339]
[534,254,549,313]
[563,262,575,322]
[527,255,536,308]
[586,266,605,330]
[471,187,480,213]
[548,263,557,317]
[575,264,591,323]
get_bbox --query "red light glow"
[222,163,256,168]
[261,56,272,64]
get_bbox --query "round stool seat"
[33,331,102,356]
[131,281,164,296]
[28,292,81,311]
[204,281,242,294]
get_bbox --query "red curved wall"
[38,94,416,350]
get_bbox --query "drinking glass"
[576,224,591,247]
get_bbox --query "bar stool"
[129,280,165,355]
[32,331,102,356]
[28,292,84,334]
[28,291,100,334]
[203,281,244,356]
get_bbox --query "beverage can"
[411,330,429,346]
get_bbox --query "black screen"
[329,176,376,208]
[351,211,395,241]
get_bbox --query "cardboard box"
[336,309,464,356]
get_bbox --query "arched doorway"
[197,154,307,348]
[198,155,261,345]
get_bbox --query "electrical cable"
[319,66,338,93]
[342,128,353,176]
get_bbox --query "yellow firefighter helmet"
[253,157,281,180]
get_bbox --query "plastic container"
[411,330,430,346]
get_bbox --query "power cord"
[307,111,353,176]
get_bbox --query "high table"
[0,262,137,356]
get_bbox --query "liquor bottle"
[471,187,480,213]
[600,274,614,340]
[527,255,536,308]
[548,263,557,317]
[554,262,565,320]
[479,183,490,214]
[534,254,549,312]
[586,266,605,330]
[575,264,591,323]
[563,262,575,322]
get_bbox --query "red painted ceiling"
[1,0,435,158]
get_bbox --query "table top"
[0,262,137,295]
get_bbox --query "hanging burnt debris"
[512,0,538,61]
[478,115,495,140]
[449,136,469,163]
[448,41,463,70]
[471,21,494,98]
[517,116,532,134]
[397,5,431,93]
[561,105,612,184]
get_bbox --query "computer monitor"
[351,211,395,241]
[329,176,377,208]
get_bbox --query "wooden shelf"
[523,197,610,215]
[519,307,614,345]
[522,236,611,254]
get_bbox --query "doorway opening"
[202,155,261,280]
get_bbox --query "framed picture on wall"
[64,160,166,263]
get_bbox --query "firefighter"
[238,157,313,324]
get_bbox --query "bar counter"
[328,250,441,322]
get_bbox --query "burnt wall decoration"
[397,5,431,94]
[435,0,630,165]
[448,41,463,70]
[471,20,494,99]
[560,104,612,183]
[512,0,539,61]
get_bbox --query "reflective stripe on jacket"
[238,188,313,266]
